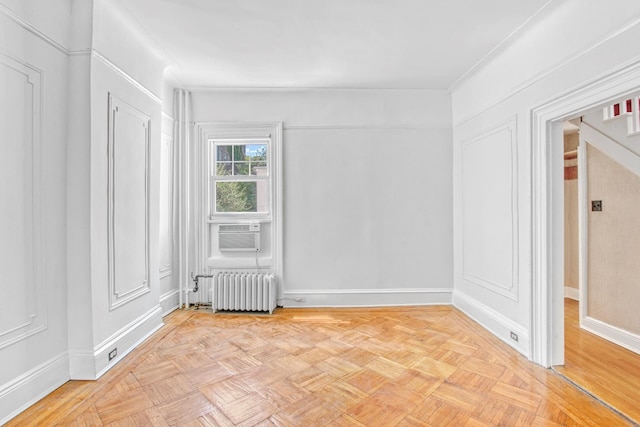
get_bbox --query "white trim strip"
[0,352,69,425]
[453,290,529,356]
[564,287,579,301]
[448,0,555,92]
[94,306,162,355]
[582,316,640,356]
[454,19,640,127]
[0,4,69,54]
[284,125,450,131]
[0,352,68,399]
[92,51,163,104]
[282,288,452,308]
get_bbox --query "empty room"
[2,0,640,425]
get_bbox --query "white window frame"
[209,137,271,219]
[193,122,283,278]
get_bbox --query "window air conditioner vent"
[218,223,260,252]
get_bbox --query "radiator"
[211,272,277,314]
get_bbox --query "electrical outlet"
[592,200,602,212]
[510,332,519,342]
[108,348,117,361]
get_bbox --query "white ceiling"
[118,0,551,89]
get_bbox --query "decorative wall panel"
[461,119,519,300]
[0,54,46,348]
[108,94,151,310]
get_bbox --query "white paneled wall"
[1,0,171,422]
[452,0,640,363]
[460,119,518,301]
[0,2,72,423]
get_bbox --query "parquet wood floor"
[8,305,633,426]
[554,298,640,424]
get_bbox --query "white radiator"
[211,272,277,314]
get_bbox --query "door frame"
[530,60,640,367]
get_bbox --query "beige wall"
[587,144,640,335]
[564,133,579,292]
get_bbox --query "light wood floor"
[554,298,640,424]
[8,305,632,426]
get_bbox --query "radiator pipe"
[190,272,214,293]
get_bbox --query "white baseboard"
[281,288,452,308]
[452,290,529,357]
[159,289,180,316]
[68,350,96,379]
[0,352,69,425]
[564,286,580,301]
[581,316,640,356]
[70,306,164,380]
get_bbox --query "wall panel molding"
[0,53,47,349]
[107,93,151,310]
[461,118,519,301]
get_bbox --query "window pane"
[251,162,267,176]
[234,162,249,176]
[217,145,232,161]
[233,145,247,161]
[216,181,258,212]
[247,144,267,161]
[216,163,232,176]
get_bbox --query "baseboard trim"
[159,289,180,317]
[452,290,529,357]
[581,316,640,356]
[70,306,163,380]
[564,286,580,301]
[281,288,452,308]
[0,352,69,425]
[94,306,163,379]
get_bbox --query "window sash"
[209,138,271,217]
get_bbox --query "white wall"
[0,1,73,423]
[451,0,640,358]
[1,0,174,421]
[67,0,166,379]
[190,89,453,306]
[159,76,179,315]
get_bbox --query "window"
[210,139,270,216]
[196,121,282,273]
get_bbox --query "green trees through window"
[213,143,268,213]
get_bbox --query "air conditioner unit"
[218,223,260,252]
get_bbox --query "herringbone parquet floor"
[8,306,633,426]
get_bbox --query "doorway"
[530,61,640,369]
[556,115,640,422]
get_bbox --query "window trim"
[210,138,271,217]
[193,121,283,279]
